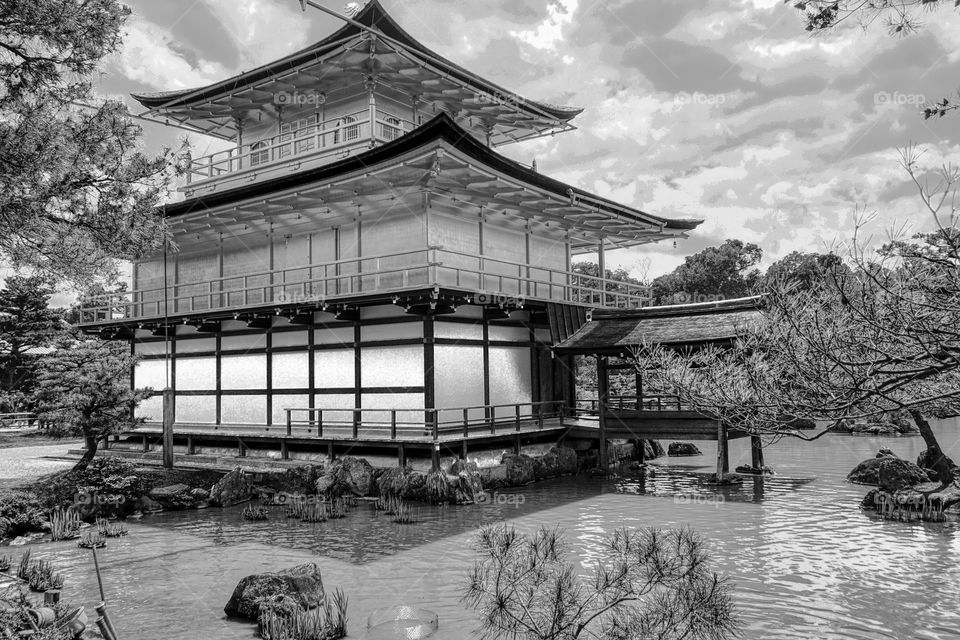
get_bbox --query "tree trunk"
[908,410,954,486]
[74,434,98,472]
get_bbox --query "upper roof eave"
[162,112,703,236]
[131,0,583,122]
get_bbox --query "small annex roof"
[554,296,763,355]
[131,0,581,147]
[162,113,702,251]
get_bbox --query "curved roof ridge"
[131,0,582,121]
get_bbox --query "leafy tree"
[634,149,960,487]
[464,524,738,640]
[764,250,845,291]
[0,275,65,411]
[0,0,182,283]
[32,334,149,470]
[790,0,960,118]
[650,240,763,304]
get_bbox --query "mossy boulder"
[668,442,702,457]
[502,453,535,486]
[224,563,326,620]
[316,457,375,498]
[209,467,256,506]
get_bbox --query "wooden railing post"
[317,409,323,438]
[390,410,397,440]
[515,404,521,431]
[430,409,439,441]
[286,410,292,436]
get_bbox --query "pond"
[9,421,960,639]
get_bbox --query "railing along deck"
[283,400,568,442]
[185,108,415,185]
[79,247,652,324]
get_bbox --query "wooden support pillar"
[431,443,440,472]
[327,442,334,462]
[142,434,148,453]
[162,388,174,469]
[514,433,521,455]
[280,440,289,461]
[597,355,609,469]
[597,238,606,307]
[186,435,195,455]
[636,439,645,464]
[751,435,764,469]
[237,437,246,458]
[398,443,406,468]
[460,440,468,460]
[716,421,729,478]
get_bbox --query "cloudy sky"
[98,0,960,280]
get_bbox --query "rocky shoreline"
[849,448,960,522]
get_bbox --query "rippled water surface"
[16,422,960,640]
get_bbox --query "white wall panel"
[175,357,216,390]
[314,349,355,388]
[221,354,266,389]
[361,345,422,388]
[272,352,310,389]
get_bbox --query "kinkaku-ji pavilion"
[78,1,762,473]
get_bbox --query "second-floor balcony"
[78,248,652,325]
[184,108,416,188]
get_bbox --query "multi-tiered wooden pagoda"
[78,1,702,466]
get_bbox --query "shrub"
[0,491,46,537]
[32,457,148,519]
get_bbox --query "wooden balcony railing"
[282,400,568,441]
[185,108,415,186]
[78,247,652,324]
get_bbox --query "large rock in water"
[376,466,428,501]
[847,452,899,485]
[668,442,702,457]
[878,458,931,493]
[847,452,929,491]
[502,453,536,486]
[209,467,256,506]
[224,563,326,620]
[316,457,375,497]
[640,440,665,460]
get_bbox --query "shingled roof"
[554,296,763,354]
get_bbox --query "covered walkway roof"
[553,296,763,355]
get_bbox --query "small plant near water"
[392,499,417,525]
[258,589,349,640]
[326,496,348,520]
[0,554,10,572]
[96,517,128,537]
[16,550,66,593]
[26,559,64,593]
[242,504,270,521]
[299,502,327,523]
[48,507,81,541]
[78,531,106,549]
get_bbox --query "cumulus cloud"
[112,17,229,90]
[200,0,311,66]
